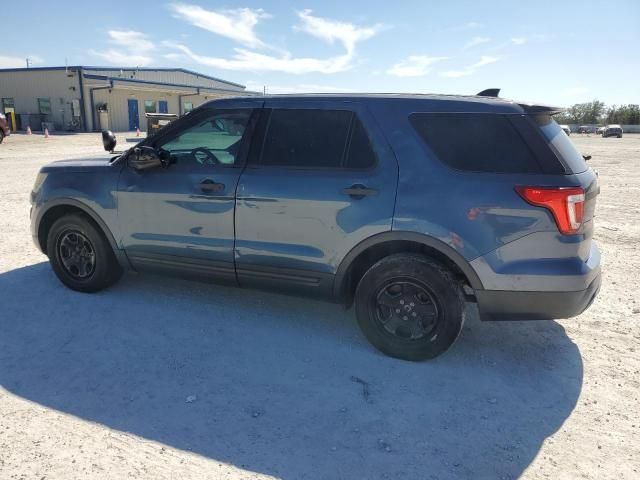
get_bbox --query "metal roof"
[0,65,245,89]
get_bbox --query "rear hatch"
[520,114,599,262]
[534,115,599,226]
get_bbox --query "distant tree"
[554,100,606,124]
[606,104,640,124]
[554,100,639,125]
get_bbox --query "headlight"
[32,172,48,194]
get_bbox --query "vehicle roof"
[204,93,562,114]
[607,124,622,127]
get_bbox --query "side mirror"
[129,146,163,171]
[102,130,117,152]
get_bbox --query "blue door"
[158,100,168,113]
[127,99,139,130]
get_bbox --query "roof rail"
[476,88,500,97]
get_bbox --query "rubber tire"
[355,254,465,361]
[46,213,123,292]
[0,131,4,144]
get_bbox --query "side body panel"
[234,99,399,296]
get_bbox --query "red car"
[0,113,10,143]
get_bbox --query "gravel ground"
[0,132,638,479]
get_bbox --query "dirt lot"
[0,132,638,479]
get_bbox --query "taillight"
[516,186,585,235]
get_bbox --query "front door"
[127,99,139,130]
[158,100,168,113]
[117,104,259,282]
[234,100,398,295]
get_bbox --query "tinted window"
[260,109,352,168]
[345,116,377,169]
[535,116,587,173]
[144,100,156,113]
[158,109,252,167]
[410,113,541,173]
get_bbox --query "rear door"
[234,99,398,295]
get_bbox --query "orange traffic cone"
[44,128,49,138]
[26,126,32,135]
[136,127,140,137]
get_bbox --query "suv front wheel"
[46,213,123,292]
[355,254,465,361]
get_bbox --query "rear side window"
[259,109,376,169]
[535,116,587,173]
[409,113,541,173]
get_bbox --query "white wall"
[0,69,83,130]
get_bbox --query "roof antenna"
[477,88,500,97]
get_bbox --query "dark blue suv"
[30,92,601,360]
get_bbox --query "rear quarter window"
[409,113,542,174]
[535,116,587,174]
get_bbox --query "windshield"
[536,116,587,173]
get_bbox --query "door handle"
[199,179,225,193]
[342,184,377,199]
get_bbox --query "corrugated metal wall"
[0,69,83,130]
[91,87,233,132]
[0,67,250,132]
[83,68,245,91]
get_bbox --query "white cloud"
[295,9,385,55]
[169,4,270,49]
[463,36,490,49]
[440,56,499,78]
[474,56,499,67]
[90,30,155,66]
[511,37,527,45]
[164,44,354,74]
[166,9,385,74]
[386,55,447,77]
[0,55,43,68]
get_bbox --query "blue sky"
[3,0,639,105]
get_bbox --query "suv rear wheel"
[354,254,465,361]
[46,213,123,292]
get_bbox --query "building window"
[183,102,194,113]
[37,98,51,115]
[144,100,156,113]
[2,98,15,113]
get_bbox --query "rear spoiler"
[476,88,564,115]
[517,103,564,115]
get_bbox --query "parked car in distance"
[560,124,571,135]
[0,112,10,143]
[602,124,623,138]
[578,125,592,134]
[30,91,601,361]
[596,126,607,135]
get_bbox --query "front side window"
[157,109,253,167]
[410,113,541,173]
[259,109,376,169]
[37,98,51,115]
[144,100,157,113]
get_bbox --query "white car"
[559,124,571,136]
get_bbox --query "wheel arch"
[334,231,483,301]
[36,199,127,267]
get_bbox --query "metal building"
[0,66,255,132]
